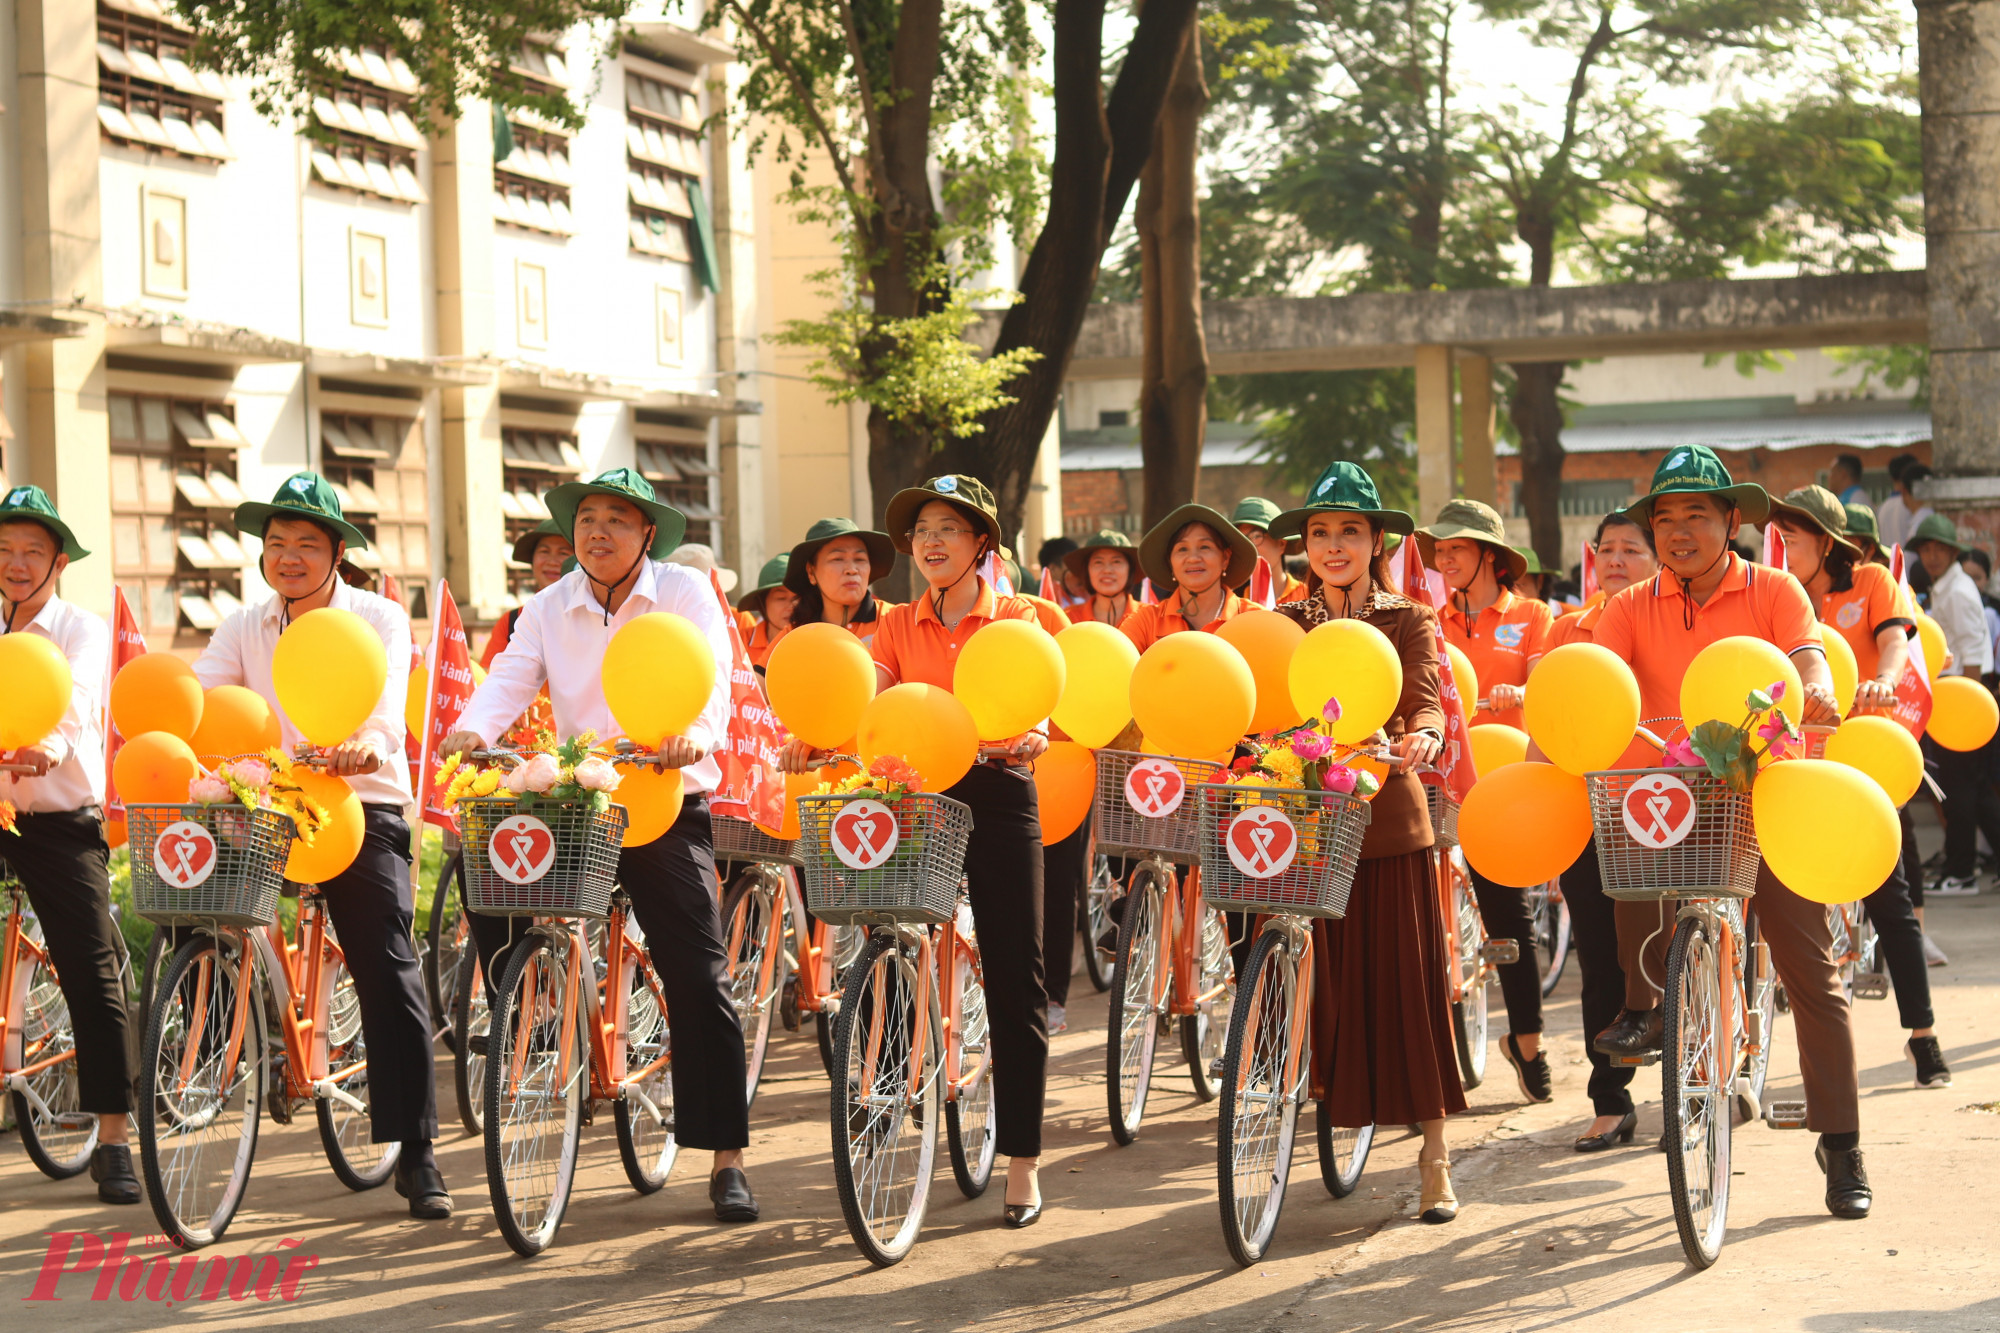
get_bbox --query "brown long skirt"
[1310,847,1467,1128]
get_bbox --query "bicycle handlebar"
[0,762,37,775]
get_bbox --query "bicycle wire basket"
[712,813,803,867]
[459,797,627,918]
[1194,784,1372,920]
[1091,749,1226,862]
[127,804,293,927]
[795,792,973,926]
[1422,778,1460,849]
[1585,767,1759,902]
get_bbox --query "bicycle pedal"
[1852,973,1891,1000]
[1764,1100,1808,1129]
[1608,1052,1659,1068]
[778,977,802,1032]
[1480,940,1520,965]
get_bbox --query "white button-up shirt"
[2,596,109,814]
[457,559,733,795]
[1927,560,1992,678]
[193,580,414,806]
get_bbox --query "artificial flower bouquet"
[1660,682,1801,795]
[809,753,925,803]
[1226,696,1383,800]
[434,731,624,815]
[187,750,331,848]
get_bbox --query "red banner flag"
[1038,565,1059,603]
[705,569,786,830]
[1579,538,1599,603]
[101,586,149,829]
[1139,578,1158,605]
[1249,558,1278,610]
[1395,534,1446,610]
[1432,622,1478,800]
[1889,548,1934,738]
[417,581,476,832]
[380,572,405,607]
[1762,521,1788,573]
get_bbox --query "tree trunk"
[1509,361,1566,568]
[1137,23,1208,529]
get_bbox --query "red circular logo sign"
[1621,773,1698,849]
[1124,759,1186,819]
[488,814,558,884]
[153,821,218,889]
[830,799,900,871]
[1224,806,1300,879]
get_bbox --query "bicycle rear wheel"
[1663,916,1732,1271]
[139,934,264,1250]
[1217,928,1305,1267]
[1106,867,1165,1145]
[1315,1107,1374,1199]
[316,956,401,1189]
[829,931,941,1267]
[1450,859,1489,1089]
[451,947,487,1136]
[483,932,585,1258]
[1533,882,1572,998]
[945,934,995,1199]
[1082,852,1117,993]
[721,871,785,1109]
[425,853,466,1051]
[614,942,678,1194]
[14,940,100,1179]
[1180,903,1234,1102]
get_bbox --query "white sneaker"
[1933,876,1981,896]
[1047,1003,1067,1036]
[1922,934,1950,967]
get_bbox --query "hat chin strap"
[0,557,60,635]
[585,526,655,626]
[275,554,340,632]
[1673,543,1731,631]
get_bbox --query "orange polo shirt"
[871,578,1040,696]
[1278,573,1308,604]
[1809,563,1910,684]
[1069,596,1133,625]
[1440,588,1555,730]
[1591,554,1822,734]
[1020,593,1072,638]
[1547,601,1604,649]
[829,599,899,645]
[747,620,788,669]
[1119,590,1252,653]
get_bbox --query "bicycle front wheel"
[1533,882,1572,998]
[317,956,401,1190]
[451,947,488,1136]
[614,942,678,1194]
[1082,852,1117,993]
[14,941,99,1179]
[1450,859,1489,1089]
[721,871,786,1109]
[1316,1107,1374,1199]
[829,931,941,1267]
[1180,904,1235,1103]
[425,853,467,1051]
[1663,916,1732,1271]
[483,932,585,1258]
[139,934,264,1250]
[1217,928,1305,1267]
[1106,868,1165,1145]
[945,935,995,1199]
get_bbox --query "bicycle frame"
[1,888,77,1113]
[1131,857,1226,1023]
[1674,898,1754,1113]
[514,899,672,1118]
[854,914,982,1121]
[1248,914,1317,1110]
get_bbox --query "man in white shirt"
[1912,514,2000,896]
[442,469,759,1222]
[193,473,450,1217]
[0,486,139,1203]
[1876,456,1934,553]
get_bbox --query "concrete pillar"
[16,0,111,615]
[429,108,506,620]
[1457,353,1497,507]
[1020,409,1063,560]
[708,65,763,579]
[1414,344,1454,526]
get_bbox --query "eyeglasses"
[907,524,973,544]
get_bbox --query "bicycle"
[422,836,469,1050]
[1079,842,1117,993]
[1530,880,1573,998]
[1424,776,1513,1090]
[1093,749,1236,1144]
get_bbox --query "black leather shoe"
[1574,1111,1638,1153]
[90,1144,142,1205]
[1501,1034,1553,1103]
[1592,1007,1664,1058]
[710,1166,759,1222]
[1817,1143,1872,1220]
[1003,1199,1043,1228]
[394,1158,454,1219]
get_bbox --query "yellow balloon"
[1289,619,1401,744]
[1930,676,2000,752]
[404,664,428,738]
[1469,724,1529,775]
[1524,643,1641,775]
[0,632,72,749]
[601,612,716,747]
[284,769,365,884]
[110,653,204,742]
[1679,635,1802,735]
[1445,642,1479,723]
[1131,632,1256,758]
[1035,741,1096,845]
[1916,612,1947,682]
[767,622,877,749]
[1051,622,1140,749]
[1217,610,1305,735]
[1818,624,1858,718]
[1824,714,1923,806]
[1753,759,1900,904]
[858,683,979,792]
[273,608,388,747]
[617,765,685,847]
[954,619,1066,741]
[190,685,282,763]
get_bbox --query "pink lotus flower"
[1766,733,1793,760]
[225,758,272,789]
[1291,731,1332,761]
[1767,680,1787,702]
[1321,697,1343,725]
[188,773,231,805]
[1756,713,1794,743]
[1321,766,1358,795]
[518,753,563,794]
[573,756,621,792]
[1663,738,1699,767]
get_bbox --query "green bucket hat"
[1269,461,1416,540]
[784,517,895,596]
[1619,444,1769,527]
[1767,485,1860,558]
[737,554,794,615]
[510,517,570,566]
[883,475,1003,554]
[1416,498,1528,582]
[1910,513,1968,556]
[1138,504,1257,593]
[1062,528,1140,590]
[233,472,370,551]
[1843,503,1879,544]
[1515,547,1548,578]
[0,484,88,561]
[1231,495,1303,555]
[543,467,686,558]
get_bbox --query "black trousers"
[948,764,1048,1159]
[1465,866,1544,1037]
[467,795,749,1152]
[1040,811,1090,1010]
[1899,804,1923,910]
[1935,740,2000,881]
[4,809,134,1115]
[1558,838,1634,1117]
[1863,804,1934,1031]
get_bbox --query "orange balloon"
[1217,610,1306,735]
[759,759,857,841]
[113,731,202,805]
[1460,762,1592,886]
[1469,723,1529,775]
[188,685,281,763]
[617,765,685,847]
[284,769,365,884]
[1036,742,1096,844]
[857,683,978,793]
[105,815,128,851]
[110,654,204,743]
[766,622,877,749]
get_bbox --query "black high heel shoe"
[1573,1111,1638,1154]
[1003,1167,1043,1228]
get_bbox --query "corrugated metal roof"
[1499,409,1930,457]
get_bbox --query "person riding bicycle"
[783,517,900,643]
[1231,497,1307,604]
[192,473,448,1219]
[1417,498,1555,1105]
[0,486,138,1204]
[1270,461,1467,1225]
[1063,529,1140,626]
[1588,447,1869,1220]
[443,468,758,1223]
[1118,505,1256,652]
[737,556,797,671]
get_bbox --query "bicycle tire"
[425,853,466,1053]
[815,923,866,1077]
[14,936,100,1179]
[1736,908,1777,1124]
[1663,916,1731,1271]
[945,935,995,1199]
[1105,867,1165,1145]
[1450,865,1489,1089]
[721,870,784,1110]
[1082,853,1117,993]
[1179,904,1234,1103]
[1216,928,1304,1268]
[451,946,487,1136]
[829,931,940,1267]
[316,955,401,1190]
[138,934,264,1250]
[483,931,585,1258]
[1534,883,1572,998]
[1315,1107,1374,1199]
[614,940,678,1194]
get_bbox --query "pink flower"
[1321,697,1343,726]
[518,753,563,794]
[1767,680,1787,702]
[1321,766,1358,795]
[501,765,532,794]
[1766,734,1793,760]
[573,756,621,792]
[225,758,272,789]
[1291,731,1332,761]
[1663,738,1699,767]
[1756,713,1793,743]
[188,773,231,805]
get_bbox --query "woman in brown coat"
[1270,461,1468,1223]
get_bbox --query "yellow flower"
[471,770,501,797]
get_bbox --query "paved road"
[4,888,1997,1330]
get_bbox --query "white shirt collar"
[9,594,65,635]
[560,556,664,619]
[257,574,358,625]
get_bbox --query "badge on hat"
[936,476,958,494]
[5,488,30,507]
